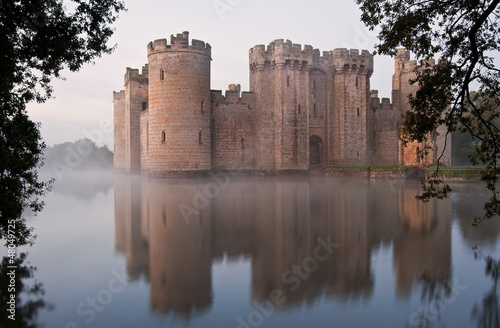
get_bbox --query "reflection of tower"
[211,178,256,258]
[246,177,375,304]
[113,176,149,280]
[146,179,213,315]
[393,186,451,296]
[251,178,326,304]
[324,180,374,300]
[114,175,454,316]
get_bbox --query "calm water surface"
[9,173,500,328]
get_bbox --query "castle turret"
[331,48,374,164]
[144,32,212,173]
[113,65,148,172]
[392,48,451,166]
[249,40,315,170]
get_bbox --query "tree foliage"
[0,0,125,246]
[43,138,114,172]
[0,253,52,328]
[356,0,500,225]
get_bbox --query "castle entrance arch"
[309,135,323,165]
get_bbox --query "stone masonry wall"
[113,90,126,170]
[144,32,212,173]
[140,110,149,169]
[371,96,399,165]
[124,66,148,172]
[279,60,309,170]
[331,49,374,165]
[114,32,448,173]
[211,90,256,170]
[392,49,450,166]
[249,60,276,170]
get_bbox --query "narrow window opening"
[199,130,203,144]
[161,131,166,144]
[357,107,360,117]
[313,103,317,115]
[356,77,359,87]
[201,100,205,113]
[142,101,148,111]
[313,80,316,90]
[287,76,290,86]
[160,70,165,81]
[298,105,301,114]
[241,138,245,150]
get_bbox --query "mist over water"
[10,173,500,328]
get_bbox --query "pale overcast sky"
[27,0,396,147]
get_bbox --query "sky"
[27,0,396,148]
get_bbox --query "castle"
[113,31,451,174]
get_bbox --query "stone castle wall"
[331,49,374,165]
[392,49,451,166]
[113,32,450,173]
[124,66,148,172]
[210,89,256,170]
[144,32,212,173]
[113,90,126,170]
[370,94,399,165]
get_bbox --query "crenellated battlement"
[113,90,125,100]
[211,89,255,106]
[370,90,392,110]
[371,97,393,111]
[249,39,373,74]
[124,65,148,85]
[147,31,211,58]
[396,48,436,73]
[249,39,316,70]
[331,48,373,75]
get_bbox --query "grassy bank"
[324,165,422,178]
[322,165,485,180]
[426,165,484,180]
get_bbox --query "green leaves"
[357,0,500,224]
[0,0,125,246]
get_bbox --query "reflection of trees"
[48,171,114,200]
[452,183,500,248]
[471,256,499,328]
[0,253,53,328]
[394,187,451,299]
[405,278,452,328]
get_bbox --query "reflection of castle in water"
[114,176,451,316]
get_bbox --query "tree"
[356,0,500,225]
[43,138,114,173]
[0,0,125,246]
[0,253,53,328]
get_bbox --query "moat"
[10,174,500,328]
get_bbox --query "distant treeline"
[42,139,113,172]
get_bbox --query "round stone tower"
[145,31,212,173]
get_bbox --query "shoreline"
[111,165,484,181]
